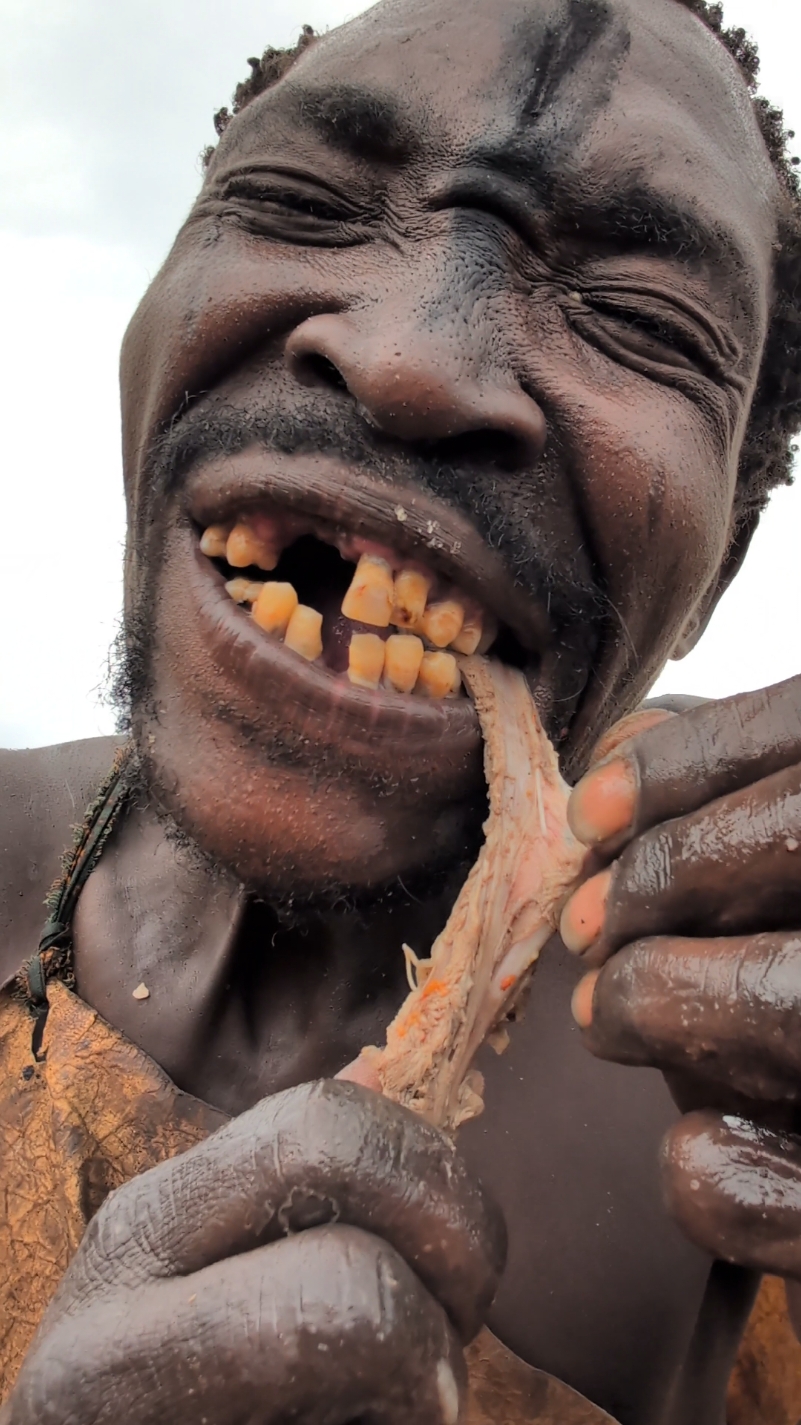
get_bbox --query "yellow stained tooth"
[450,615,482,655]
[384,634,425,693]
[391,569,433,628]
[225,578,264,604]
[341,554,394,627]
[200,524,231,558]
[416,651,462,699]
[421,600,465,648]
[284,604,323,660]
[226,522,279,571]
[348,632,386,688]
[451,610,497,655]
[251,582,298,635]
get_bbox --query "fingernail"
[568,758,637,846]
[560,868,612,954]
[571,970,601,1028]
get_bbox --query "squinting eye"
[565,293,725,383]
[600,309,700,364]
[223,179,350,224]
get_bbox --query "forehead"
[225,0,780,291]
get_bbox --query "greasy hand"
[2,1080,505,1425]
[560,675,801,1279]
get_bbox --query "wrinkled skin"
[2,1081,505,1425]
[0,0,798,1421]
[118,0,777,895]
[565,675,801,1278]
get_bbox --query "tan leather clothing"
[0,979,799,1423]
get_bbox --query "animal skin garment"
[0,657,799,1418]
[0,980,615,1421]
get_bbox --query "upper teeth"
[226,520,279,572]
[391,568,432,627]
[341,554,395,627]
[201,518,500,699]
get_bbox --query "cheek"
[549,367,735,650]
[121,223,345,491]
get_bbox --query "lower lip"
[189,542,482,764]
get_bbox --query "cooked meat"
[355,655,585,1132]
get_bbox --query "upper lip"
[184,447,552,659]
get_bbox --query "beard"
[108,385,603,905]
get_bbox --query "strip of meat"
[353,655,585,1132]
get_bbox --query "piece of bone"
[200,524,231,559]
[284,604,323,660]
[226,521,279,572]
[353,656,584,1131]
[251,582,298,636]
[348,632,386,688]
[416,650,461,699]
[391,568,433,628]
[421,600,466,649]
[384,633,425,694]
[342,554,395,627]
[225,577,264,605]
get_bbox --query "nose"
[285,312,547,465]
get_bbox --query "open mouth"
[196,507,533,701]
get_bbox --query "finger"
[584,707,675,769]
[561,762,801,962]
[79,1079,505,1341]
[569,673,801,853]
[12,1225,467,1425]
[572,932,801,1105]
[662,1110,801,1279]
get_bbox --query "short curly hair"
[206,3,801,536]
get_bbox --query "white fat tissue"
[355,655,585,1132]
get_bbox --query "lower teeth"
[206,524,499,699]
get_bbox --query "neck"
[72,791,469,1115]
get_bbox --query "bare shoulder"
[0,736,124,981]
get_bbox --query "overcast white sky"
[1,0,799,749]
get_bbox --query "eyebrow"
[277,84,739,271]
[288,83,416,164]
[462,144,740,270]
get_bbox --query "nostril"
[291,350,350,393]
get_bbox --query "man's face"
[119,0,779,895]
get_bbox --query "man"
[1,0,800,1421]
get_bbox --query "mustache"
[144,394,605,632]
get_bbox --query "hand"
[559,675,801,1279]
[2,1080,505,1425]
